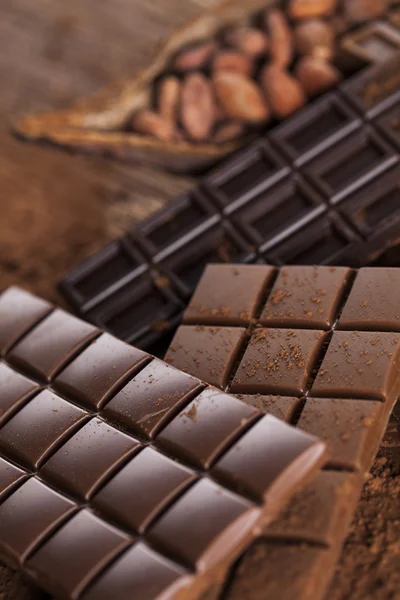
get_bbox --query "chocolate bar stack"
[1,6,400,600]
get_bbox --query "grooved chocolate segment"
[342,22,400,64]
[337,163,400,254]
[184,264,275,326]
[0,363,39,426]
[304,128,396,203]
[102,358,201,439]
[54,333,148,409]
[234,394,300,422]
[60,239,147,312]
[135,190,218,257]
[298,398,383,470]
[60,56,400,355]
[85,271,184,348]
[92,447,196,534]
[375,101,400,150]
[0,288,52,356]
[0,390,89,469]
[157,388,259,469]
[259,265,351,329]
[166,325,247,388]
[8,310,99,381]
[231,175,326,252]
[213,415,325,503]
[82,543,192,600]
[41,417,140,500]
[339,267,400,331]
[0,286,326,600]
[26,510,131,600]
[264,213,359,266]
[269,94,360,166]
[341,54,400,118]
[0,456,27,501]
[204,141,289,214]
[311,331,400,400]
[148,478,258,569]
[231,328,325,395]
[155,221,254,299]
[0,478,76,566]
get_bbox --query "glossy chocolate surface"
[59,55,400,356]
[0,286,325,600]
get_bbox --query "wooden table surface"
[0,1,399,599]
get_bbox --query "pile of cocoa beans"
[130,0,392,144]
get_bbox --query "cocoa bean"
[174,40,216,71]
[224,26,268,57]
[212,51,254,77]
[261,65,306,118]
[213,71,270,123]
[132,110,178,142]
[288,0,337,19]
[180,73,216,141]
[294,19,335,60]
[294,56,342,97]
[158,76,181,124]
[213,121,246,144]
[266,9,293,68]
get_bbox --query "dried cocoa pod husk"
[294,56,342,96]
[261,65,306,118]
[14,0,271,174]
[265,9,293,68]
[213,71,270,123]
[294,19,335,60]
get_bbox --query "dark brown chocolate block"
[165,264,400,600]
[59,55,400,356]
[341,22,400,65]
[0,286,326,600]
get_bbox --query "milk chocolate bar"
[59,55,400,356]
[0,286,326,600]
[165,264,400,600]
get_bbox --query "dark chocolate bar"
[59,55,400,356]
[0,286,326,600]
[341,21,400,65]
[164,264,400,600]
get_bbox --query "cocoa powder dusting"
[328,453,400,600]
